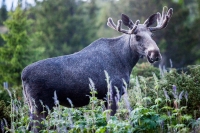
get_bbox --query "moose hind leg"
[26,97,49,132]
[23,83,53,132]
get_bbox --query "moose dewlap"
[21,6,173,132]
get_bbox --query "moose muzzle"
[147,50,162,63]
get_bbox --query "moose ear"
[121,14,134,29]
[144,13,157,27]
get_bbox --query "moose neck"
[109,34,140,74]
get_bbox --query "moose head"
[107,6,173,63]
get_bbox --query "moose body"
[22,35,136,111]
[22,7,173,131]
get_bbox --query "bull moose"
[22,6,173,131]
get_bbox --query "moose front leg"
[108,79,123,116]
[110,94,118,116]
[103,73,127,115]
[104,93,119,116]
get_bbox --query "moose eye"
[136,35,141,41]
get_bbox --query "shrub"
[129,62,161,107]
[130,106,162,132]
[131,63,200,119]
[2,64,200,132]
[0,100,10,119]
[131,62,160,78]
[129,69,193,132]
[159,65,200,118]
[0,87,10,105]
[0,100,10,132]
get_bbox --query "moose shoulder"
[22,7,173,131]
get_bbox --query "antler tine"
[107,17,130,34]
[130,20,140,34]
[161,6,167,23]
[149,6,173,31]
[117,20,130,34]
[107,17,140,34]
[117,20,140,34]
[107,17,117,30]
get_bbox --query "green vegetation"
[0,100,10,125]
[0,65,200,132]
[159,65,200,118]
[0,4,41,87]
[30,0,98,58]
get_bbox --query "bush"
[130,106,162,132]
[129,63,161,107]
[1,64,200,132]
[0,87,10,105]
[129,65,194,132]
[0,100,10,131]
[159,65,200,118]
[131,62,160,78]
[131,63,200,119]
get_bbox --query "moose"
[22,7,173,131]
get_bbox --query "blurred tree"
[0,0,7,47]
[191,0,200,64]
[0,0,7,25]
[30,0,99,58]
[0,3,42,87]
[158,2,198,67]
[94,0,121,38]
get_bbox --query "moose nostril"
[148,51,151,54]
[148,51,154,60]
[148,50,162,61]
[148,51,152,57]
[155,57,159,61]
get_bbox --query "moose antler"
[107,17,140,34]
[149,6,173,31]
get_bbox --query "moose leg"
[110,94,118,116]
[104,98,117,116]
[23,82,56,132]
[27,99,49,133]
[110,78,124,116]
[28,111,47,132]
[104,92,118,116]
[23,85,45,132]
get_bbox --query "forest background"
[0,0,200,97]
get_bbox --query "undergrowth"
[1,64,200,133]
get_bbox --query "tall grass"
[1,66,200,133]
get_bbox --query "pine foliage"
[0,5,36,86]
